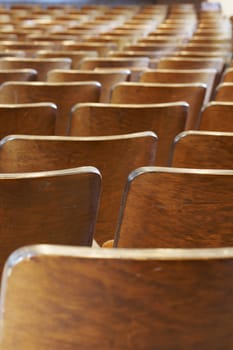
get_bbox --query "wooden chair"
[79,57,150,70]
[69,101,188,166]
[114,166,233,248]
[0,50,26,58]
[222,68,233,82]
[47,69,130,103]
[86,34,141,50]
[138,35,189,45]
[60,42,118,57]
[0,132,157,244]
[182,42,232,53]
[170,130,233,169]
[0,81,101,135]
[123,43,184,54]
[0,103,57,138]
[214,83,233,102]
[0,57,72,81]
[109,49,167,60]
[0,166,101,273]
[190,36,232,47]
[36,50,98,69]
[172,50,232,65]
[140,68,217,104]
[199,101,233,131]
[0,41,60,57]
[157,57,225,82]
[0,68,37,83]
[1,244,233,350]
[1,245,233,350]
[111,82,206,130]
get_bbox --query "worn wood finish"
[115,167,233,248]
[0,68,37,83]
[70,102,188,166]
[0,57,72,80]
[111,82,206,130]
[0,132,156,244]
[199,101,233,132]
[1,244,233,350]
[0,81,101,135]
[0,167,101,274]
[79,57,150,70]
[140,68,217,104]
[0,103,57,138]
[47,69,130,103]
[170,131,233,169]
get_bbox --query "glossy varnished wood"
[140,68,217,104]
[170,131,233,169]
[70,102,188,166]
[199,101,233,131]
[0,103,57,138]
[0,133,157,244]
[114,167,233,248]
[1,244,233,349]
[0,57,72,80]
[79,57,150,70]
[36,50,98,69]
[214,83,233,102]
[47,69,130,103]
[157,57,225,82]
[111,82,206,130]
[0,68,37,83]
[0,81,101,135]
[61,42,118,57]
[0,167,101,273]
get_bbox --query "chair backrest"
[140,68,217,104]
[157,56,224,79]
[0,57,72,80]
[0,41,58,57]
[0,68,37,83]
[170,130,233,169]
[0,132,157,244]
[69,102,188,166]
[222,68,233,82]
[171,50,231,64]
[79,57,150,69]
[1,244,233,350]
[0,81,101,135]
[36,50,98,69]
[114,166,233,248]
[199,101,233,131]
[61,42,118,56]
[47,69,130,103]
[214,82,233,102]
[111,82,206,129]
[0,103,57,138]
[0,167,101,273]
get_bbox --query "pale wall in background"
[209,0,233,15]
